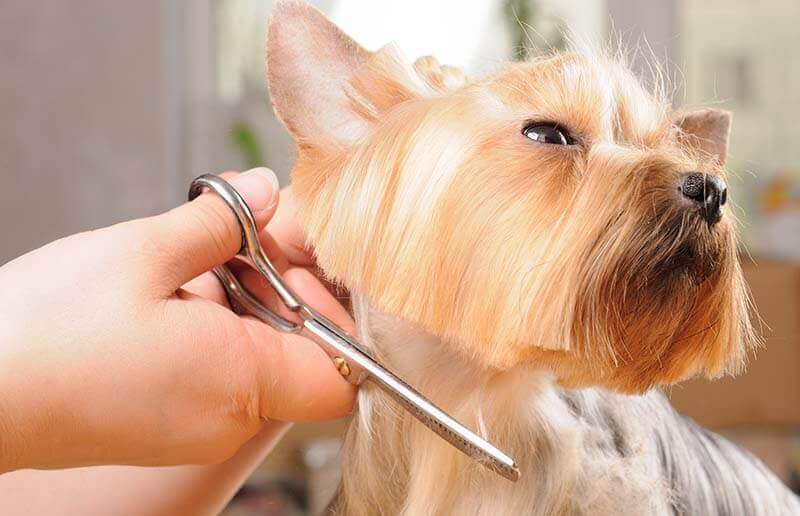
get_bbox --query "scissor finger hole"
[226,259,302,325]
[213,265,301,333]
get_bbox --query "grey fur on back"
[560,388,800,515]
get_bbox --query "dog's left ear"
[266,1,373,146]
[267,2,460,149]
[673,108,732,164]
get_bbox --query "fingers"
[185,266,358,421]
[255,267,357,420]
[243,319,357,421]
[236,266,357,421]
[230,264,353,333]
[163,170,356,421]
[182,222,291,309]
[147,168,280,293]
[266,186,317,267]
[181,270,234,307]
[285,268,355,334]
[181,244,356,418]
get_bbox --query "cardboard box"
[669,259,800,428]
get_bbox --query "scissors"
[189,174,520,482]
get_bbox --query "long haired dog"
[266,3,800,514]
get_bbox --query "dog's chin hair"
[329,295,799,516]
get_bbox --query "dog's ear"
[267,1,372,145]
[674,108,732,165]
[267,2,465,149]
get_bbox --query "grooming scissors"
[188,174,520,482]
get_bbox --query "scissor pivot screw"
[333,356,351,377]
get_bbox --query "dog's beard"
[546,186,745,391]
[608,198,726,302]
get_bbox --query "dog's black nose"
[680,172,727,225]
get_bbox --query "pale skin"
[0,168,356,514]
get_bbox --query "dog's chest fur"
[329,296,800,516]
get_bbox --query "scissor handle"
[211,265,300,334]
[189,174,304,311]
[189,174,366,382]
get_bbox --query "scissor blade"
[302,318,520,482]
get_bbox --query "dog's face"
[266,2,756,393]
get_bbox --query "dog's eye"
[522,123,575,146]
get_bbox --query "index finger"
[265,186,317,267]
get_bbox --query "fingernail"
[229,167,279,213]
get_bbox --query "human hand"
[0,168,356,473]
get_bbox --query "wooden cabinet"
[669,259,800,428]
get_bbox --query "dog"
[265,2,800,514]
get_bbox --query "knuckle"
[104,220,171,288]
[185,200,239,261]
[131,221,168,264]
[228,378,263,433]
[229,392,263,435]
[122,219,191,294]
[219,323,266,430]
[261,339,289,419]
[178,332,263,466]
[241,321,286,419]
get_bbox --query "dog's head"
[266,1,756,393]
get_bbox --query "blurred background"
[1,1,798,514]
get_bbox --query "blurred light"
[216,0,272,102]
[330,0,501,69]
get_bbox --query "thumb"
[149,168,280,292]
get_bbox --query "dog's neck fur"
[332,295,798,516]
[337,295,665,515]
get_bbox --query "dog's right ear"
[267,1,373,147]
[673,108,732,165]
